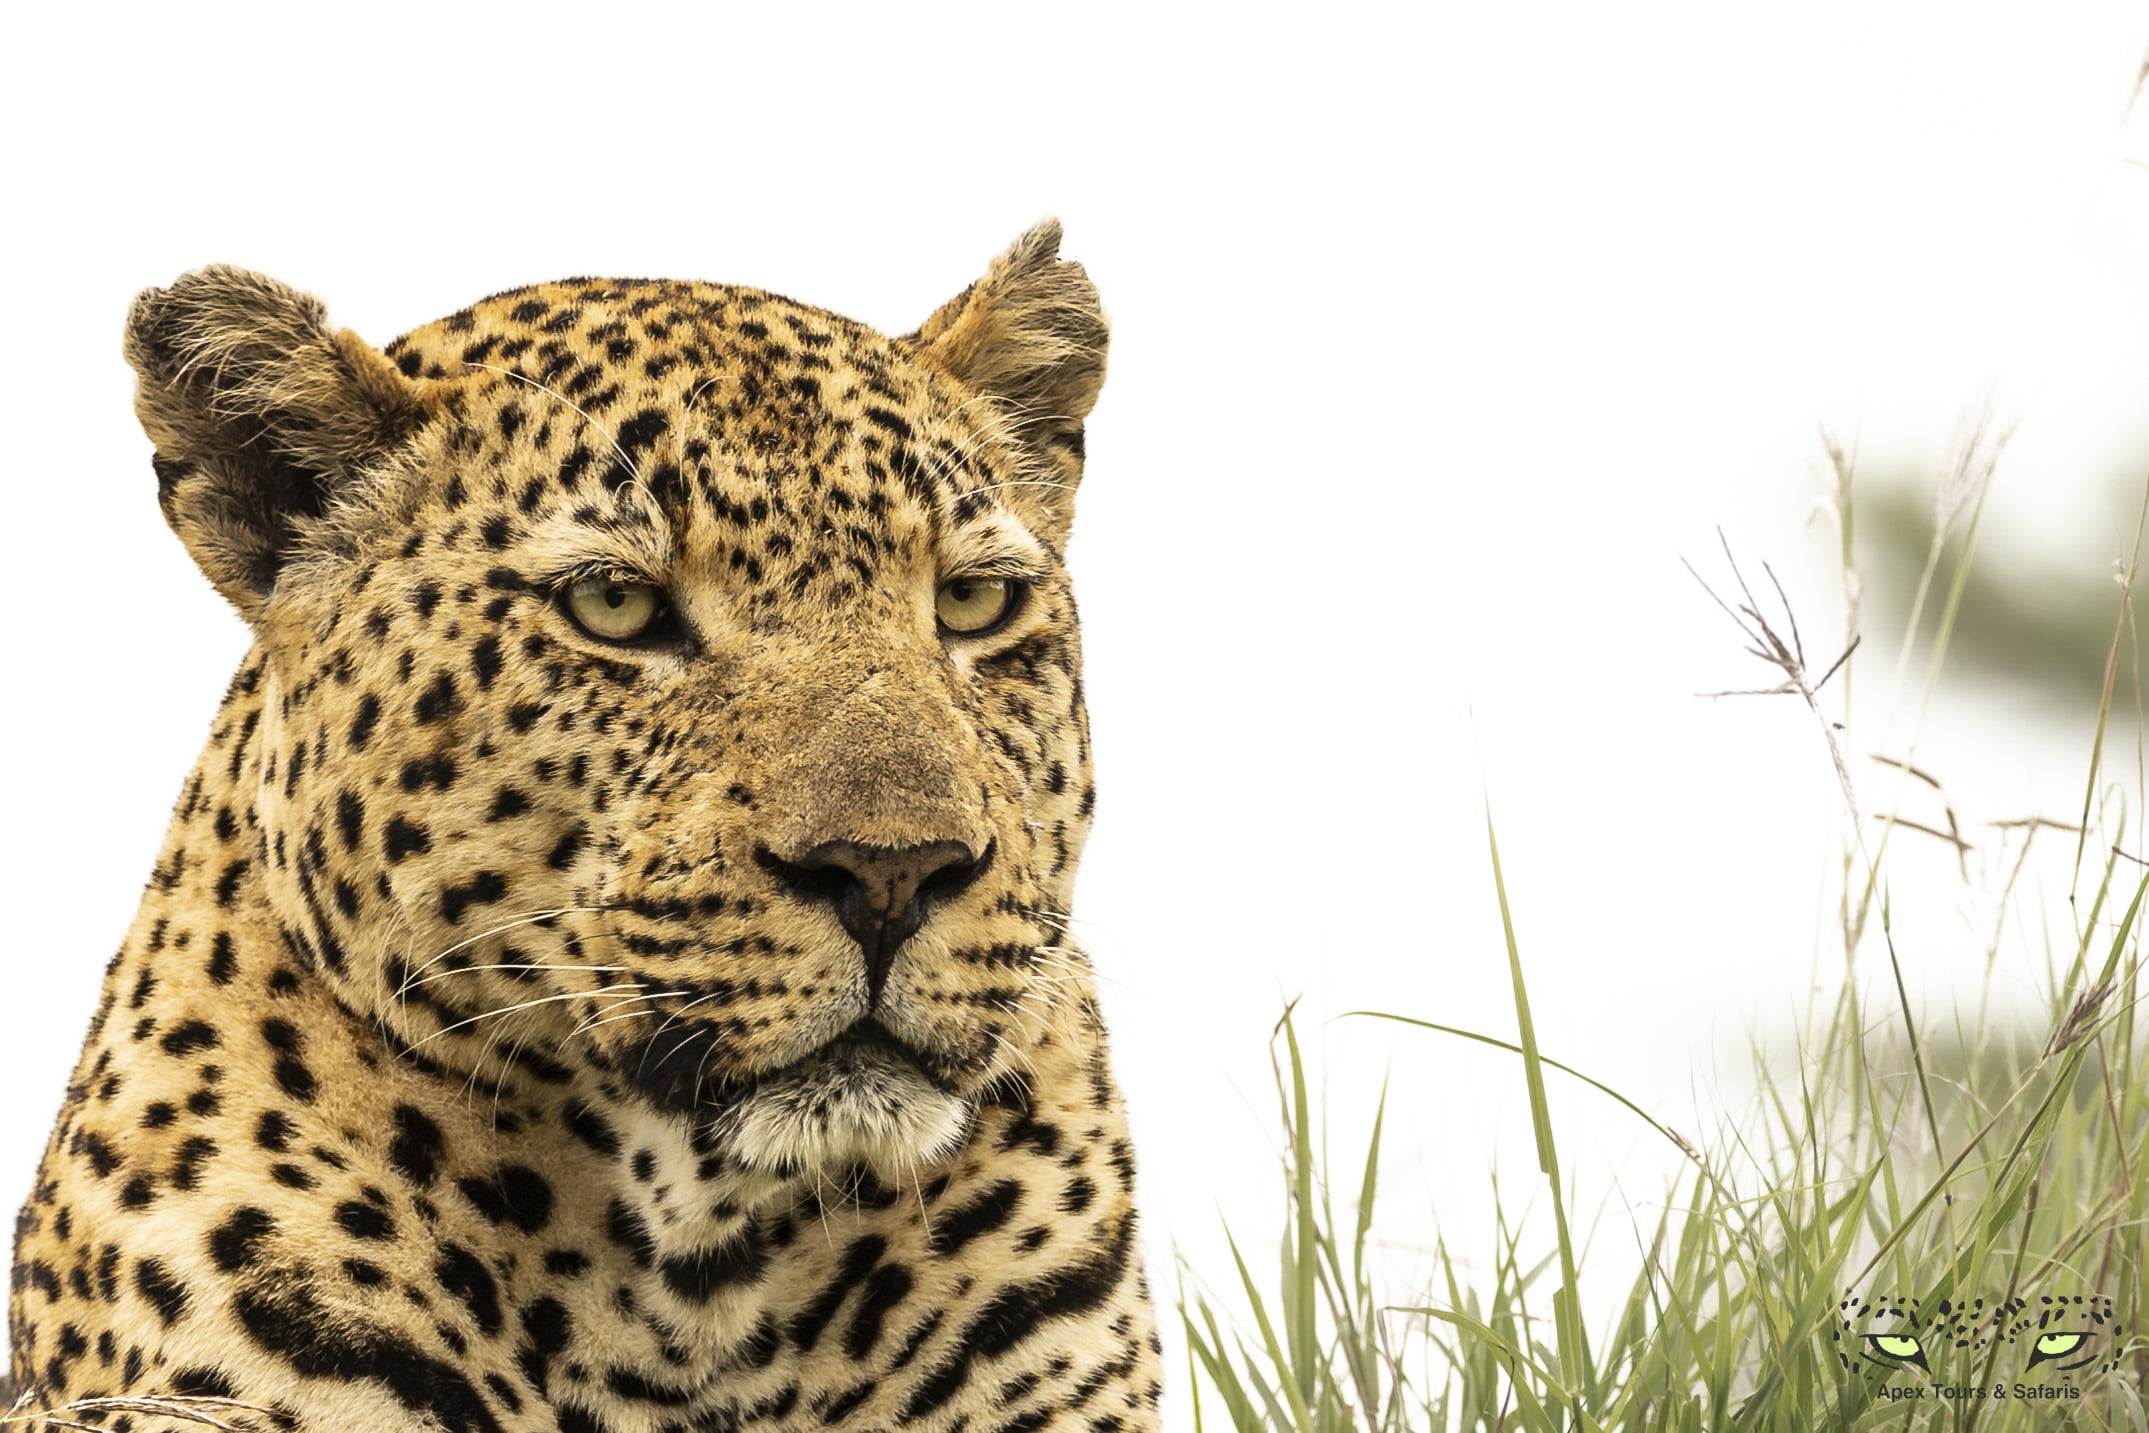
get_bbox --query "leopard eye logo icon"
[1860,1332,1928,1373]
[2027,1332,2091,1370]
[1834,1289,2125,1390]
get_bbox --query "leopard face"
[260,299,1084,1184]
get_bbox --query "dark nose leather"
[757,839,994,1000]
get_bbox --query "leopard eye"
[935,576,1023,637]
[564,577,669,643]
[1862,1334,1927,1370]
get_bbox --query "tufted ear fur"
[125,267,425,617]
[908,221,1107,539]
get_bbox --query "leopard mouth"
[617,1016,975,1175]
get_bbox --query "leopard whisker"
[395,905,622,993]
[411,983,646,1050]
[399,960,631,991]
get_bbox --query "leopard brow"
[521,523,675,591]
[938,525,1050,580]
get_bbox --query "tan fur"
[909,219,1106,538]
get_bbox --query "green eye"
[2035,1333,2085,1357]
[935,576,1022,636]
[1862,1333,1926,1369]
[564,577,669,643]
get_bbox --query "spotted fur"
[8,224,1161,1433]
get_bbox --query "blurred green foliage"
[1859,474,2143,705]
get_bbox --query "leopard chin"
[723,1040,972,1178]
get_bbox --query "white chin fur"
[725,1044,970,1177]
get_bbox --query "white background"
[5,2,2146,1416]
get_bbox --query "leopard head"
[126,223,1109,1182]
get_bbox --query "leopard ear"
[908,220,1107,538]
[125,266,425,618]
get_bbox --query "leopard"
[6,222,1162,1433]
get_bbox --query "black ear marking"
[126,266,427,615]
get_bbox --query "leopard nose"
[756,839,994,1000]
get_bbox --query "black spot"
[206,930,238,985]
[208,1206,276,1272]
[133,1259,189,1325]
[928,1179,1023,1256]
[337,1200,396,1240]
[546,826,587,870]
[384,817,432,863]
[275,1055,319,1104]
[657,1229,769,1304]
[522,1295,573,1357]
[563,1102,619,1157]
[440,871,508,924]
[350,694,382,750]
[471,634,504,688]
[389,1106,445,1186]
[140,1102,177,1130]
[457,1166,554,1234]
[488,788,532,821]
[788,1235,885,1353]
[77,1132,122,1177]
[484,1374,523,1416]
[845,1263,915,1359]
[255,1109,296,1152]
[169,1135,218,1190]
[614,409,669,454]
[400,754,457,792]
[265,1163,313,1190]
[167,1366,232,1400]
[433,1243,502,1335]
[863,406,914,440]
[999,1108,1063,1158]
[159,1020,220,1057]
[414,672,462,724]
[604,1200,656,1268]
[821,1382,875,1423]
